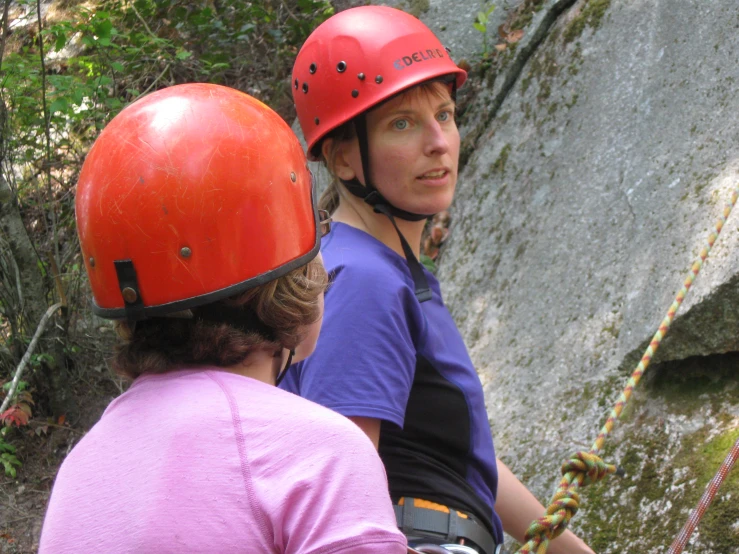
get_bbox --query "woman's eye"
[437,111,451,122]
[393,119,409,130]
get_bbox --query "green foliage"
[104,0,334,113]
[1,0,334,201]
[0,433,22,478]
[420,254,437,274]
[2,380,28,394]
[29,353,54,369]
[472,4,496,56]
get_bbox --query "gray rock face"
[381,0,521,61]
[412,0,739,552]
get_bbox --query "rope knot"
[518,452,620,553]
[523,488,581,545]
[562,451,620,486]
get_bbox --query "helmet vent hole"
[358,73,365,80]
[336,61,347,73]
[294,79,298,89]
[302,83,309,93]
[351,90,359,98]
[314,117,320,125]
[309,63,317,74]
[290,172,297,182]
[375,75,383,84]
[445,46,451,53]
[180,247,192,258]
[89,257,95,268]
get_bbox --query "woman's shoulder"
[214,372,371,440]
[323,224,408,277]
[322,224,418,302]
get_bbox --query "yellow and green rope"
[516,183,739,554]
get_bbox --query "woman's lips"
[417,168,451,186]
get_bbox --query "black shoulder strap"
[374,204,432,303]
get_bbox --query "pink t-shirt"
[39,369,406,553]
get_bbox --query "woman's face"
[343,82,460,215]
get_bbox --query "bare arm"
[496,459,595,554]
[348,416,381,449]
[345,421,592,552]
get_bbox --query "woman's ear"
[322,137,359,182]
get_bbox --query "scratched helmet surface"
[76,83,319,319]
[292,5,467,159]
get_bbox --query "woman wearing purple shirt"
[280,7,594,554]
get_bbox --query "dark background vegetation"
[0,1,338,550]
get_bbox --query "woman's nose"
[423,120,450,157]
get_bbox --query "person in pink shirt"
[39,83,407,554]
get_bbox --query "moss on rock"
[573,359,739,553]
[563,0,613,44]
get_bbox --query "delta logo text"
[393,48,445,70]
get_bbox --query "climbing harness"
[409,544,504,554]
[395,498,497,554]
[516,183,739,554]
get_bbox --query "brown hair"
[112,257,328,379]
[316,121,355,214]
[315,80,454,214]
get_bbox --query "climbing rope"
[516,183,739,554]
[667,434,739,554]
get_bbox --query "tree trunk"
[0,175,72,418]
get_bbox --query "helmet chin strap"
[340,113,433,303]
[275,348,294,387]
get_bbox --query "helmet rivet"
[309,63,317,74]
[294,78,298,89]
[89,257,95,268]
[358,73,365,80]
[180,247,192,258]
[290,172,297,182]
[122,287,138,304]
[314,117,320,125]
[375,75,383,84]
[352,89,359,98]
[337,61,347,73]
[302,82,309,93]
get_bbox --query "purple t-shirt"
[40,369,407,553]
[280,223,504,543]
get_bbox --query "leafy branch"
[473,3,496,56]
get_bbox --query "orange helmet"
[76,83,319,320]
[292,5,467,159]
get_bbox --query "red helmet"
[76,83,319,320]
[293,5,467,158]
